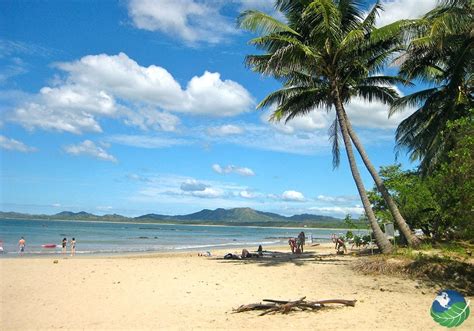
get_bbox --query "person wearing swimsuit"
[18,237,26,255]
[62,237,67,254]
[70,237,76,256]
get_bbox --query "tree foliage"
[391,0,473,174]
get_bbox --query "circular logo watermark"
[430,289,470,328]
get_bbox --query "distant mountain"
[55,211,94,218]
[0,208,350,228]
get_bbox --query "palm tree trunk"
[341,110,421,247]
[333,88,393,253]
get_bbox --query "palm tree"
[390,0,473,174]
[238,0,421,253]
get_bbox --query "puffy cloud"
[127,0,237,45]
[0,135,37,152]
[212,164,255,176]
[180,179,208,192]
[262,108,330,134]
[207,124,244,136]
[375,0,438,27]
[281,190,305,202]
[64,140,117,162]
[8,53,253,134]
[189,187,224,198]
[184,71,254,116]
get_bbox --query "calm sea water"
[0,218,350,256]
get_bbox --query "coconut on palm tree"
[239,0,422,252]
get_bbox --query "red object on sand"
[42,244,57,248]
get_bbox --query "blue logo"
[431,289,470,328]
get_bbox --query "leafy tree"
[238,0,420,251]
[368,165,440,238]
[391,0,473,174]
[430,113,474,240]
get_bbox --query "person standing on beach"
[62,237,67,254]
[18,237,26,255]
[70,237,76,256]
[297,232,305,253]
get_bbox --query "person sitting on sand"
[257,245,263,257]
[331,234,347,254]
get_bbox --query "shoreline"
[0,216,358,231]
[0,243,318,259]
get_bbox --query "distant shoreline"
[0,216,355,231]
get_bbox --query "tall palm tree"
[239,0,422,251]
[391,0,473,174]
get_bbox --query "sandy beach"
[1,244,472,330]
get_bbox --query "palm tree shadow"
[214,251,350,267]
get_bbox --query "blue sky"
[0,0,438,217]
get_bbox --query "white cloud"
[207,124,244,136]
[8,53,253,134]
[189,187,224,198]
[127,0,237,45]
[316,194,360,205]
[122,108,180,132]
[282,190,305,202]
[375,0,438,27]
[239,190,256,199]
[212,164,255,176]
[180,179,208,192]
[262,109,330,134]
[0,135,37,152]
[107,134,188,149]
[185,71,254,116]
[345,96,414,129]
[309,206,364,217]
[64,140,117,162]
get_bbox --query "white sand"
[1,244,472,330]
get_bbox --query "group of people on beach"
[288,232,306,254]
[62,237,76,256]
[15,236,76,256]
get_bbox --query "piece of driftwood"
[233,297,356,316]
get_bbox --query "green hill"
[0,208,347,228]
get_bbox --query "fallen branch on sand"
[233,297,356,316]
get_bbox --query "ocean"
[0,218,352,256]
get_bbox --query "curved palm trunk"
[333,89,393,253]
[342,110,421,247]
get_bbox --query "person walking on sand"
[62,237,67,254]
[18,237,26,255]
[70,237,76,256]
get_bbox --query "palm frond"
[238,10,300,36]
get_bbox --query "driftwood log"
[233,297,356,316]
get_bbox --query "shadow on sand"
[214,250,351,267]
